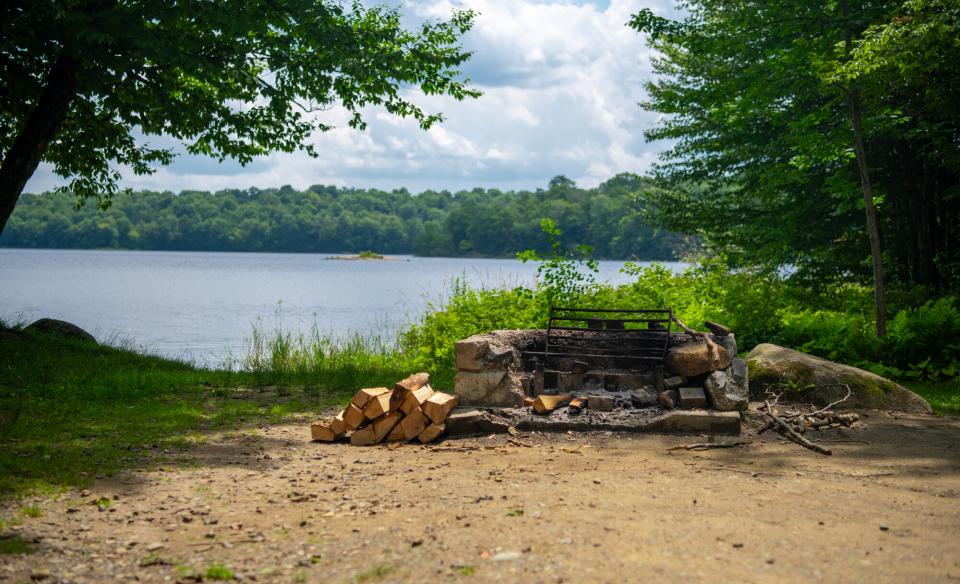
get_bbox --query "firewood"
[395,372,430,393]
[397,407,428,441]
[373,411,403,443]
[523,397,535,407]
[532,394,572,415]
[329,410,346,436]
[363,391,394,420]
[418,423,445,444]
[422,392,460,425]
[351,387,390,409]
[671,315,722,369]
[349,424,378,446]
[400,385,435,415]
[567,397,587,414]
[342,404,366,431]
[392,372,430,410]
[386,423,407,442]
[310,421,337,442]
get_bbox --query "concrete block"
[678,386,707,409]
[586,395,614,411]
[649,410,741,435]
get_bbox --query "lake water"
[0,249,683,366]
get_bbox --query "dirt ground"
[2,411,959,583]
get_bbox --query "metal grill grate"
[537,306,673,367]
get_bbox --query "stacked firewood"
[309,373,459,446]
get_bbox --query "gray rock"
[703,370,748,412]
[24,318,96,343]
[630,386,659,407]
[445,409,511,436]
[746,343,932,413]
[658,389,679,409]
[714,333,738,358]
[663,375,687,390]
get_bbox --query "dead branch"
[668,440,752,451]
[764,400,832,455]
[671,314,721,367]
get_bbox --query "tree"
[0,1,479,234]
[629,1,960,321]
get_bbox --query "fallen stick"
[668,440,752,451]
[764,400,832,456]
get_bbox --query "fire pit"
[451,307,748,434]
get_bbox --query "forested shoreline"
[0,174,688,259]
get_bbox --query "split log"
[386,422,407,442]
[329,410,346,436]
[395,372,430,393]
[400,385,435,415]
[418,423,445,444]
[523,396,536,407]
[567,397,587,414]
[532,394,572,415]
[391,371,430,410]
[372,411,403,443]
[363,391,394,420]
[342,404,367,431]
[310,420,338,442]
[397,407,428,441]
[349,424,378,446]
[351,387,390,410]
[422,392,460,425]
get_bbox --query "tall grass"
[238,319,418,394]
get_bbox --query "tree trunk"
[841,0,886,338]
[0,53,80,235]
[849,92,887,337]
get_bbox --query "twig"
[668,440,752,451]
[764,400,832,456]
[671,315,722,367]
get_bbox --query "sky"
[25,0,678,195]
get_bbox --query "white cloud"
[25,0,677,195]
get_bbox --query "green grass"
[204,563,235,581]
[0,329,384,499]
[20,505,42,518]
[905,380,960,415]
[0,535,35,555]
[351,563,395,583]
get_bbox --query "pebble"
[491,551,522,562]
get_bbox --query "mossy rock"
[23,318,96,344]
[746,343,931,413]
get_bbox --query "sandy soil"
[2,411,959,583]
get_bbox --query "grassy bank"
[0,326,406,499]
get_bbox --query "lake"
[0,249,683,366]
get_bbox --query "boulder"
[666,341,731,377]
[746,343,931,413]
[24,318,96,343]
[703,369,748,412]
[631,386,659,407]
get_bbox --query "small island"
[324,250,389,261]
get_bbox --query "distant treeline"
[0,174,688,259]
